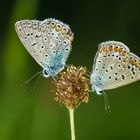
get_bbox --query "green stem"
[69,108,76,140]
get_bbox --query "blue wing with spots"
[15,18,74,77]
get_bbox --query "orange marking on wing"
[100,47,106,53]
[66,35,73,42]
[108,46,113,51]
[118,48,123,53]
[122,58,127,62]
[121,50,126,56]
[114,47,119,52]
[130,59,136,66]
[135,62,139,68]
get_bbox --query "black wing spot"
[65,48,69,51]
[109,76,111,79]
[50,44,53,48]
[52,51,56,54]
[110,66,113,70]
[128,65,130,69]
[133,71,135,75]
[35,35,39,38]
[45,54,48,57]
[131,67,134,72]
[115,77,118,81]
[48,32,51,35]
[118,64,121,67]
[41,46,44,49]
[32,42,38,46]
[63,41,67,45]
[122,75,125,80]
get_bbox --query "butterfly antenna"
[24,71,42,85]
[85,67,91,77]
[102,92,111,112]
[31,72,42,92]
[52,75,58,83]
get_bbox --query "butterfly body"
[15,18,74,78]
[42,50,65,77]
[91,41,140,95]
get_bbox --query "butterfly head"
[90,73,104,95]
[43,64,65,78]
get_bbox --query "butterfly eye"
[99,90,103,94]
[43,70,49,78]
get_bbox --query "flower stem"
[69,108,76,140]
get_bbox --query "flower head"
[55,65,89,109]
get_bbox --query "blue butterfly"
[15,18,74,78]
[90,41,140,110]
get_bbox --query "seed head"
[55,65,89,109]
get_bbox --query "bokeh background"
[1,0,140,140]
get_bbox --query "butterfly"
[90,41,140,109]
[15,18,74,78]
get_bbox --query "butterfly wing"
[91,41,140,94]
[15,18,74,75]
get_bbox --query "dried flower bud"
[55,65,89,109]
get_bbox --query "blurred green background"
[1,0,140,140]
